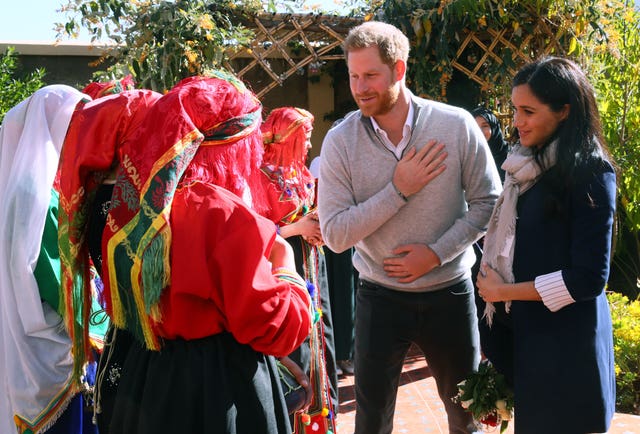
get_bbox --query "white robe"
[0,85,87,433]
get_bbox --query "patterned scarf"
[58,90,162,381]
[102,72,262,350]
[481,140,557,326]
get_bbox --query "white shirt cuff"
[535,271,575,312]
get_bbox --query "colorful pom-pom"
[301,413,311,425]
[321,407,329,417]
[306,280,316,298]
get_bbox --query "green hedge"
[608,291,640,414]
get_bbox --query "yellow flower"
[198,15,215,30]
[186,51,198,64]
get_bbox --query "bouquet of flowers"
[453,360,514,433]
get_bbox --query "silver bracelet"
[392,182,408,202]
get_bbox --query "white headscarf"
[481,141,557,326]
[0,85,88,433]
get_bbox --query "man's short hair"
[342,21,409,67]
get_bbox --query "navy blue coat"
[485,157,617,434]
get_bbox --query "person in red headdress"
[0,76,145,434]
[258,107,338,434]
[59,72,313,434]
[0,85,96,434]
[58,83,163,432]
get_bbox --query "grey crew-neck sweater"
[318,93,502,292]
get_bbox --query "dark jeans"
[354,279,480,434]
[325,247,356,361]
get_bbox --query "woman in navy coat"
[476,56,616,434]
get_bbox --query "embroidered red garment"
[260,107,336,433]
[58,89,162,380]
[101,73,301,351]
[151,182,312,356]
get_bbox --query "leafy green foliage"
[263,0,368,14]
[585,1,640,299]
[57,1,263,91]
[55,0,370,92]
[587,1,640,229]
[0,47,46,123]
[375,0,603,101]
[608,292,640,414]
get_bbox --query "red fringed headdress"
[262,107,314,168]
[260,107,316,224]
[101,72,263,350]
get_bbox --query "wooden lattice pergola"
[449,18,569,133]
[452,24,568,91]
[224,13,362,98]
[226,12,568,134]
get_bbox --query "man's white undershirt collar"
[371,100,414,160]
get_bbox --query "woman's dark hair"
[512,56,613,181]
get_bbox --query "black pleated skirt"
[106,332,291,434]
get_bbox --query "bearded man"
[317,21,502,434]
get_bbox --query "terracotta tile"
[336,348,640,434]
